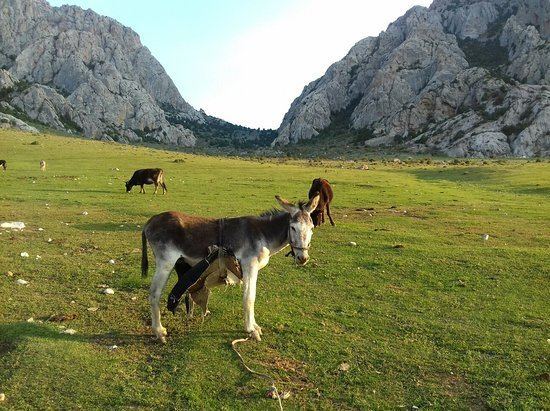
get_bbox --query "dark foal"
[308,178,335,227]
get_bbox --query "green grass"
[0,130,549,410]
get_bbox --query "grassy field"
[0,130,548,410]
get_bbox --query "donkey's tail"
[141,230,148,277]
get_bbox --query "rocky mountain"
[274,0,549,157]
[0,0,205,145]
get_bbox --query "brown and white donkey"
[141,194,320,342]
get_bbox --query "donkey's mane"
[258,208,286,219]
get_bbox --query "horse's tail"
[141,230,148,277]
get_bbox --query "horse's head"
[276,194,320,266]
[124,180,132,193]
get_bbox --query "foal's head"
[276,194,320,266]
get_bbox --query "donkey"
[125,168,167,194]
[141,194,320,343]
[0,160,6,170]
[308,178,335,227]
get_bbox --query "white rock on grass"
[1,221,25,230]
[0,393,5,402]
[81,211,89,216]
[27,317,34,323]
[349,242,357,246]
[102,288,115,295]
[61,328,77,335]
[108,345,118,350]
[108,259,115,264]
[6,271,13,277]
[87,307,99,312]
[482,234,490,241]
[20,252,29,258]
[338,362,351,372]
[16,279,29,285]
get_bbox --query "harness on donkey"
[167,219,243,316]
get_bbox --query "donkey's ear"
[304,193,320,214]
[275,195,296,213]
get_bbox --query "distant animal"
[141,193,320,342]
[125,168,167,194]
[0,160,6,170]
[39,160,46,171]
[308,178,335,227]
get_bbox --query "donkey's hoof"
[249,329,262,341]
[253,324,263,336]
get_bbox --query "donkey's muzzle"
[295,254,309,266]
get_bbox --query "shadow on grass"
[32,188,117,194]
[407,167,499,185]
[73,222,140,232]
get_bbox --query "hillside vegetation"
[0,130,548,409]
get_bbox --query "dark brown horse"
[308,178,335,226]
[141,194,320,342]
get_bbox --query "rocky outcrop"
[0,112,38,132]
[275,0,550,157]
[0,0,201,145]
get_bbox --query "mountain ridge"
[274,0,549,157]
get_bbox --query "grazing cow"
[308,178,335,227]
[0,160,6,170]
[125,168,167,194]
[39,160,46,171]
[141,193,320,342]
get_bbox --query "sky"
[48,0,432,129]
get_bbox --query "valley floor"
[0,130,548,409]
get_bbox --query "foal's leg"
[140,185,145,194]
[326,203,335,226]
[153,182,158,194]
[150,252,179,342]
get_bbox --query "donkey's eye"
[291,226,296,232]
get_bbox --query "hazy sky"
[48,0,432,129]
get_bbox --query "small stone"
[61,328,77,335]
[81,211,88,216]
[349,242,357,246]
[338,362,350,372]
[87,307,99,312]
[108,345,118,350]
[102,288,115,295]
[47,238,52,243]
[35,255,41,260]
[108,259,115,264]
[6,271,13,277]
[20,252,29,258]
[16,279,29,285]
[343,214,348,218]
[482,234,490,241]
[70,300,76,304]
[131,296,137,301]
[0,393,5,402]
[27,317,34,323]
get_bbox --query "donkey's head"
[125,180,132,193]
[276,194,320,266]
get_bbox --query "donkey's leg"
[153,183,159,195]
[149,252,179,342]
[326,203,335,226]
[242,262,262,341]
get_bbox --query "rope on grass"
[231,337,284,411]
